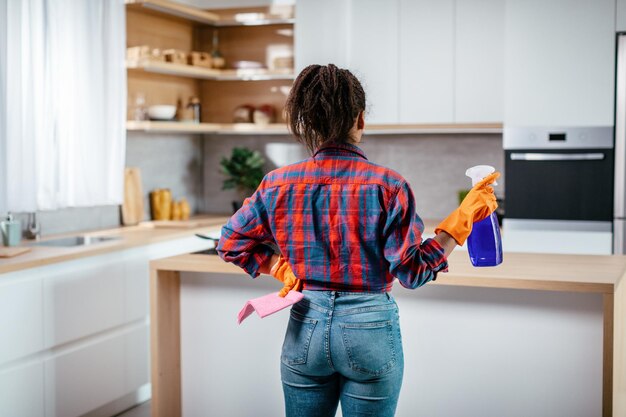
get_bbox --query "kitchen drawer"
[0,276,43,364]
[123,253,150,322]
[43,255,125,347]
[0,361,45,417]
[45,335,126,417]
[125,324,150,391]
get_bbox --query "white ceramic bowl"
[148,105,176,120]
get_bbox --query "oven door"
[504,148,614,221]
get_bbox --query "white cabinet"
[504,0,615,126]
[45,335,126,417]
[43,255,126,347]
[295,0,349,71]
[125,325,150,392]
[619,0,626,31]
[399,0,454,123]
[0,362,44,417]
[296,0,399,123]
[0,276,43,364]
[455,0,505,123]
[0,234,213,416]
[296,0,505,124]
[350,0,399,123]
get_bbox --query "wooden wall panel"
[127,72,200,121]
[200,80,291,123]
[196,24,293,69]
[126,9,196,51]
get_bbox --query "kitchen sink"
[28,235,121,247]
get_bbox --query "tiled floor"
[115,401,151,417]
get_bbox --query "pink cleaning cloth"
[237,291,304,324]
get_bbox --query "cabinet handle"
[510,152,605,161]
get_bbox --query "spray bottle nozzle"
[465,165,497,187]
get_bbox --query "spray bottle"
[465,165,503,267]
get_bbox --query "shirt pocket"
[340,320,397,376]
[281,310,318,366]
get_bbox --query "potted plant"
[220,147,265,213]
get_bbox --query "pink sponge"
[237,291,304,324]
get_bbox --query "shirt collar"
[313,142,368,160]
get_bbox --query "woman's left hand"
[270,256,303,297]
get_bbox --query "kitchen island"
[150,250,626,417]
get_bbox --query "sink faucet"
[24,212,41,240]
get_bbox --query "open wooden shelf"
[125,0,219,25]
[127,59,294,81]
[126,121,288,135]
[125,0,294,27]
[126,121,503,136]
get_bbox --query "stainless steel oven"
[502,126,614,254]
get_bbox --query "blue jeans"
[281,290,404,417]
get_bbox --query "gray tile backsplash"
[10,132,503,238]
[126,132,205,219]
[203,133,504,220]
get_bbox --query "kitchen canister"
[1,213,22,247]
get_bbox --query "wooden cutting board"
[121,167,144,226]
[0,246,31,258]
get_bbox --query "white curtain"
[0,0,126,213]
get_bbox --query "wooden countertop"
[0,215,230,275]
[151,250,626,294]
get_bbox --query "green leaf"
[219,147,266,193]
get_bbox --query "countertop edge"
[150,252,626,294]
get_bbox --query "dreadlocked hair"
[284,64,366,155]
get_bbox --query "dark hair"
[284,64,366,154]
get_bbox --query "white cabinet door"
[619,0,626,31]
[0,276,43,364]
[295,0,398,124]
[399,0,454,123]
[349,0,399,124]
[45,335,126,417]
[125,324,150,392]
[504,0,615,126]
[295,0,350,71]
[0,362,44,417]
[455,0,504,123]
[43,255,125,347]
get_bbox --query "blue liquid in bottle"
[467,212,503,267]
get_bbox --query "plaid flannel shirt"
[217,142,448,292]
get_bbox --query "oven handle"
[509,152,605,161]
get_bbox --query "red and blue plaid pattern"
[217,142,448,292]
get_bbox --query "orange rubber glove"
[435,172,500,246]
[270,255,303,297]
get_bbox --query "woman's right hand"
[434,172,500,246]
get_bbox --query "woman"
[217,64,498,417]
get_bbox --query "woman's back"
[219,142,448,292]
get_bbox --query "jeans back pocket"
[281,310,318,366]
[340,320,397,376]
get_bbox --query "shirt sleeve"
[216,187,275,278]
[383,181,449,289]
